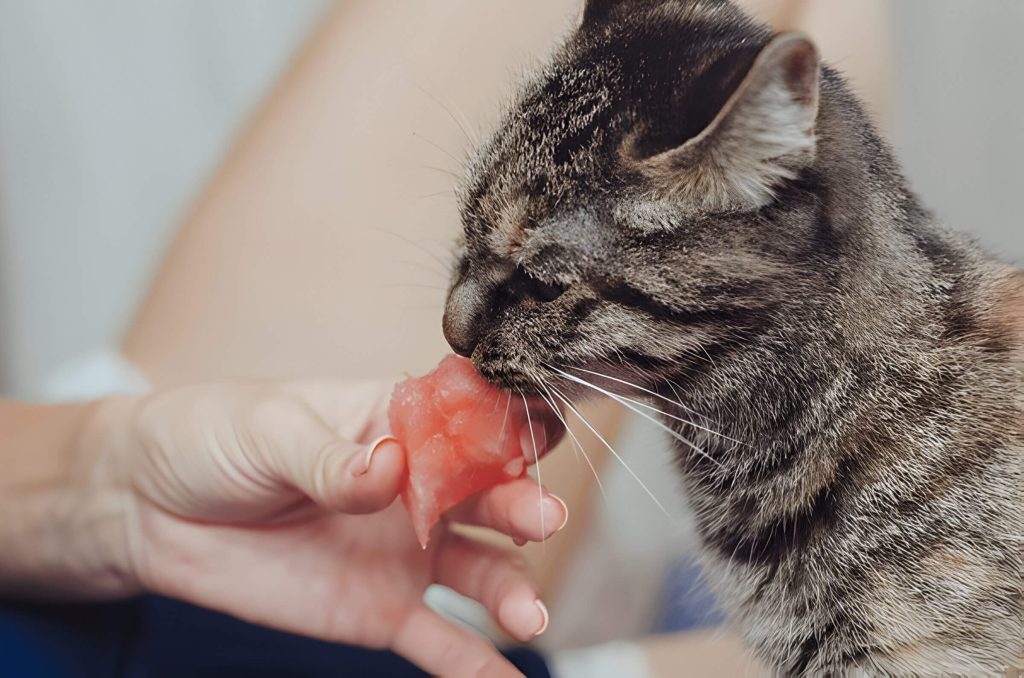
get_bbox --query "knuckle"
[310,440,350,506]
[505,552,529,572]
[245,392,311,433]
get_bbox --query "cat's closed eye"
[505,267,568,305]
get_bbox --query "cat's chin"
[469,356,588,402]
[476,356,669,409]
[470,357,545,395]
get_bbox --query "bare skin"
[0,380,567,677]
[120,0,890,672]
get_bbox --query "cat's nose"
[443,279,487,357]
[443,315,477,357]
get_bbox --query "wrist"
[71,394,147,598]
[0,396,144,600]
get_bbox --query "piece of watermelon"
[388,355,529,547]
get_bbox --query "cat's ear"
[626,32,821,212]
[582,0,712,25]
[581,0,627,25]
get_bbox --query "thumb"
[269,423,406,514]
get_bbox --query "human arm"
[0,380,567,676]
[0,399,132,599]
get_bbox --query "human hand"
[86,379,567,677]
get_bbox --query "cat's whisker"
[612,392,741,447]
[411,131,465,167]
[571,366,744,446]
[370,227,453,273]
[521,391,546,550]
[413,83,480,146]
[415,189,457,201]
[549,384,670,517]
[382,283,446,292]
[418,164,463,182]
[578,364,702,416]
[533,385,578,463]
[550,367,724,471]
[395,258,449,281]
[662,377,729,435]
[544,383,609,504]
[498,392,513,449]
[610,391,743,450]
[665,380,708,423]
[448,103,481,149]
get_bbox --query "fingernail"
[532,600,549,637]
[354,435,399,477]
[513,536,527,547]
[519,420,548,460]
[542,494,569,533]
[503,595,549,640]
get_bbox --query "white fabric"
[423,584,493,636]
[551,641,653,678]
[39,349,151,403]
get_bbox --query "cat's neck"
[998,268,1024,353]
[662,255,1006,490]
[663,259,1021,561]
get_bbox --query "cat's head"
[444,0,839,394]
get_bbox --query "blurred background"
[0,0,1022,397]
[0,1,1019,399]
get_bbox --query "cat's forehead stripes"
[457,4,769,244]
[458,61,622,240]
[484,195,531,258]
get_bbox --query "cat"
[441,0,1023,675]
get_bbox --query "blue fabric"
[0,596,551,678]
[652,559,725,634]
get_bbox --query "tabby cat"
[441,0,1023,674]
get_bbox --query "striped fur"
[441,1,1023,674]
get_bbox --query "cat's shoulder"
[995,267,1024,352]
[993,267,1024,449]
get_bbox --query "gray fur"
[442,0,1023,674]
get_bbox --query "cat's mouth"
[473,353,657,408]
[471,355,551,396]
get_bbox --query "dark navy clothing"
[0,596,551,678]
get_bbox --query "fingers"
[322,436,406,514]
[433,534,549,643]
[271,424,406,514]
[391,604,524,678]
[447,478,568,543]
[281,379,393,441]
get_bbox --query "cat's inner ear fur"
[625,32,821,213]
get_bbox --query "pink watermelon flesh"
[389,355,528,547]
